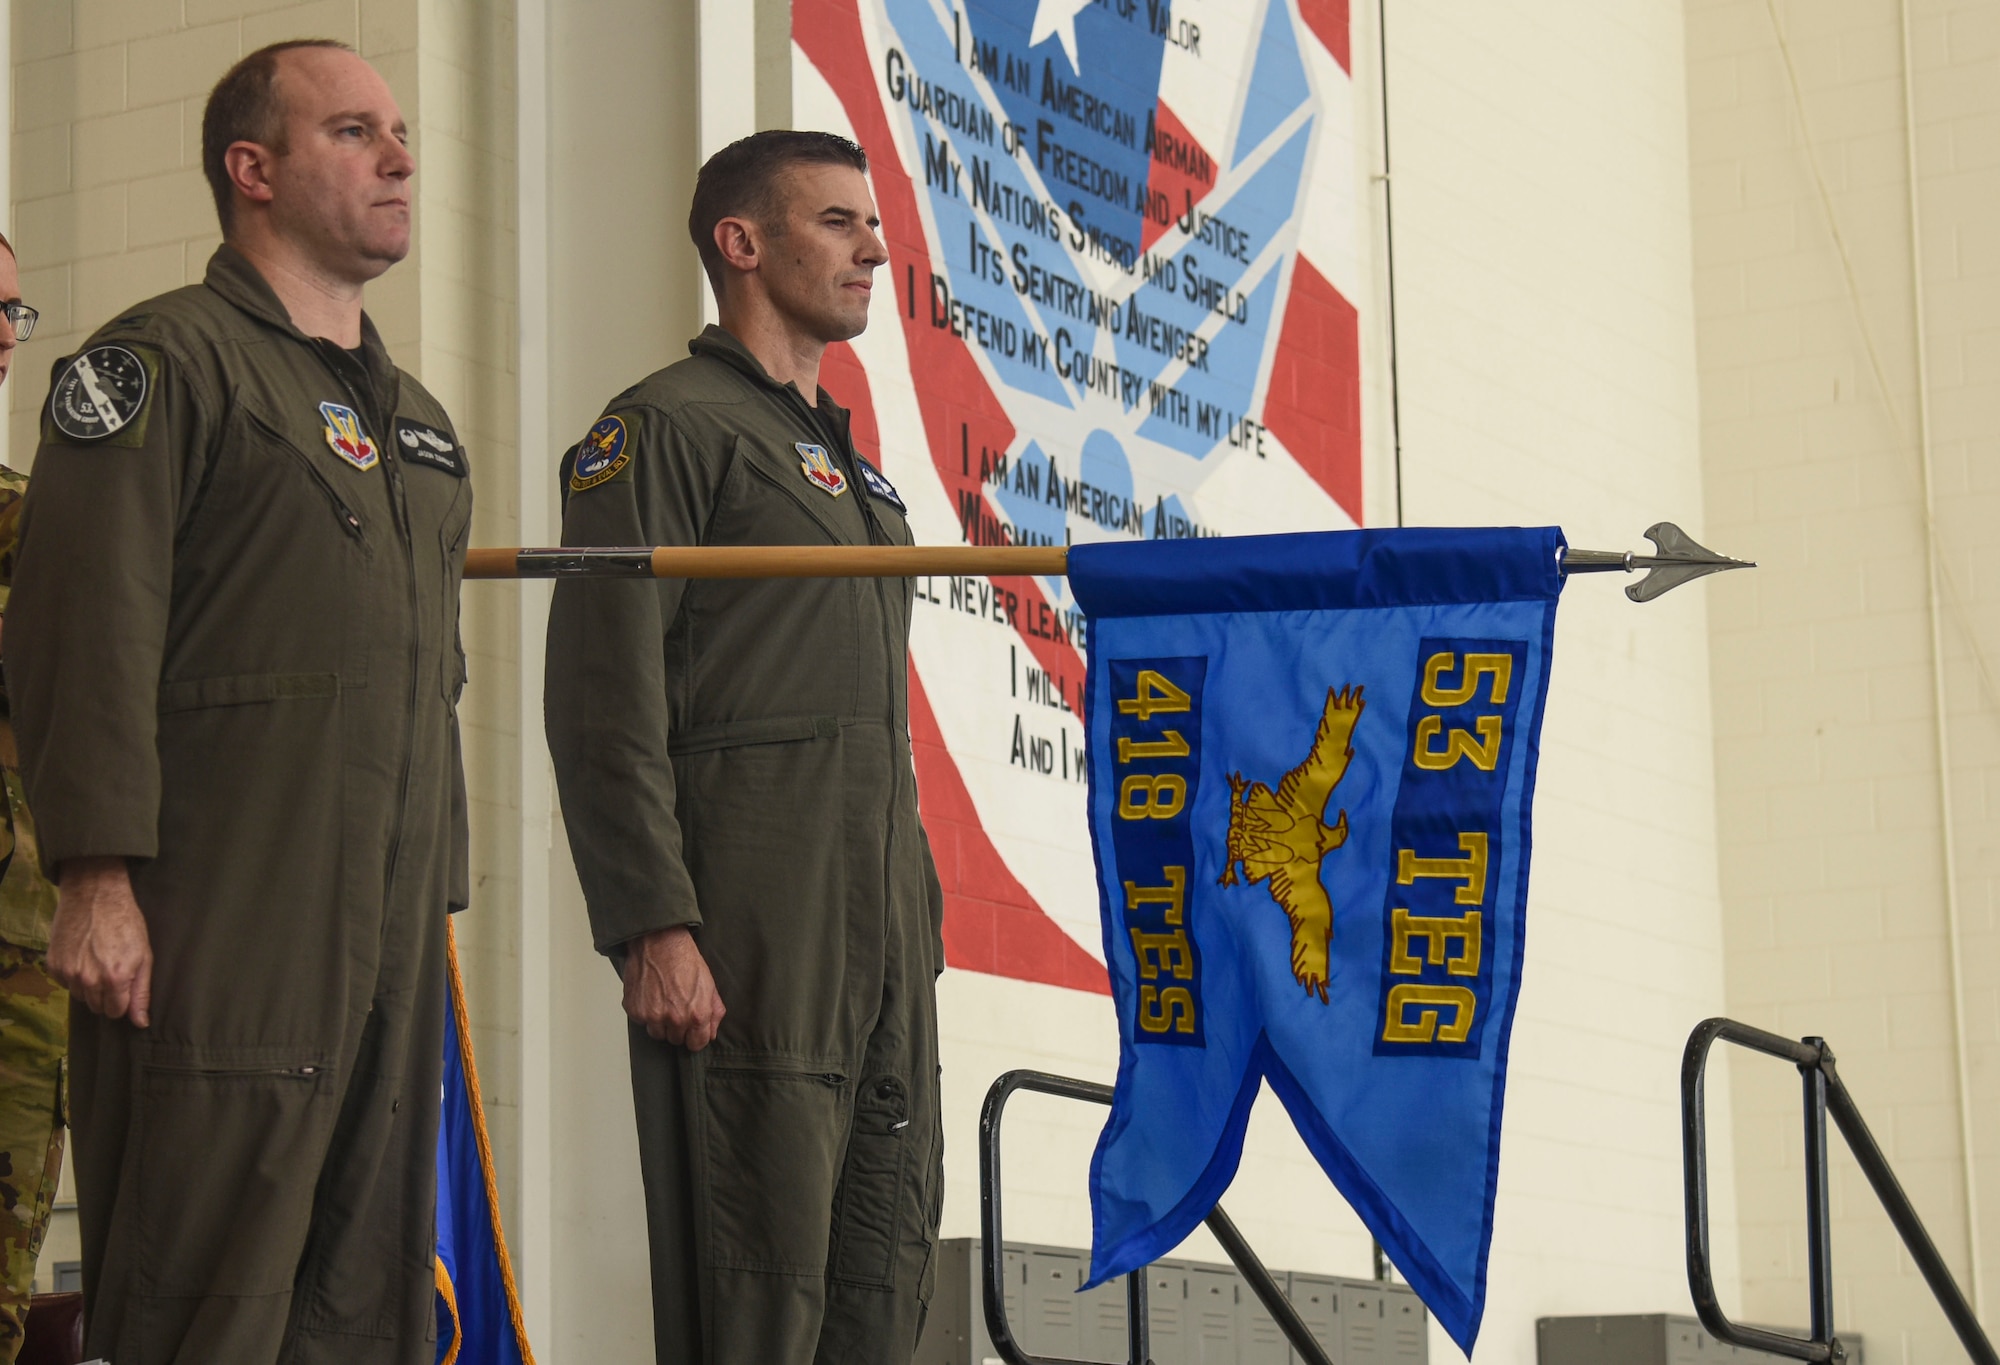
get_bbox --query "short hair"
[688,130,869,296]
[0,231,13,261]
[201,39,355,232]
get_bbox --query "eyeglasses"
[1,303,37,341]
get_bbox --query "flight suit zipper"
[146,1061,322,1079]
[316,342,423,910]
[785,386,909,948]
[249,410,366,540]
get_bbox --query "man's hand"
[622,925,725,1050]
[49,856,152,1027]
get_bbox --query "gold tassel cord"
[444,917,540,1364]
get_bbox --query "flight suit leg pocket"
[828,1072,914,1291]
[134,1049,329,1296]
[698,1065,847,1276]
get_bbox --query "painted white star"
[1029,0,1093,75]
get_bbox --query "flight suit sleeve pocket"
[698,1065,847,1276]
[828,1072,915,1290]
[134,1050,330,1297]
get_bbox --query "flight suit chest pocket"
[391,421,473,701]
[434,480,471,702]
[237,406,371,548]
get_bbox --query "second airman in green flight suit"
[546,131,946,1365]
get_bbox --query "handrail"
[979,1069,1334,1365]
[1683,1018,1997,1364]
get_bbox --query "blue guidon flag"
[1071,528,1564,1354]
[435,920,536,1365]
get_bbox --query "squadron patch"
[855,456,906,513]
[49,345,149,442]
[394,417,465,477]
[570,416,630,492]
[319,401,379,470]
[797,442,848,497]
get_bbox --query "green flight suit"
[546,326,945,1365]
[0,464,65,1365]
[4,246,472,1365]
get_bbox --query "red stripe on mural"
[822,341,881,462]
[799,0,1108,993]
[1140,101,1218,253]
[1263,253,1363,524]
[910,663,1110,995]
[1298,0,1352,74]
[797,0,1088,709]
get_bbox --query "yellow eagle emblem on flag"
[1219,686,1365,1004]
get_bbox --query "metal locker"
[1022,1246,1087,1359]
[1186,1266,1241,1365]
[1382,1287,1425,1361]
[1239,1270,1291,1365]
[1343,1287,1383,1365]
[1284,1273,1342,1365]
[1145,1262,1191,1365]
[1001,1244,1028,1349]
[1536,1314,1861,1365]
[1075,1271,1132,1363]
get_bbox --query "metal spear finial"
[1559,522,1755,601]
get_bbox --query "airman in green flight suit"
[546,131,946,1365]
[5,43,470,1365]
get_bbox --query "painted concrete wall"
[1302,1,1736,1358]
[1686,0,2000,1357]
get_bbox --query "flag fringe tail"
[434,1258,462,1365]
[445,917,539,1364]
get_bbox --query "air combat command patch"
[797,442,847,497]
[319,401,379,470]
[48,345,150,443]
[570,416,630,492]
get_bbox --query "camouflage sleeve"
[544,404,728,953]
[5,342,210,872]
[0,466,30,623]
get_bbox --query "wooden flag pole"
[460,523,1751,597]
[461,544,1069,580]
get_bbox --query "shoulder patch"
[855,455,906,513]
[394,417,465,477]
[48,345,151,443]
[570,416,630,492]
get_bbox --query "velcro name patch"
[855,456,906,513]
[395,418,465,477]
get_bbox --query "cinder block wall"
[1687,0,2000,1355]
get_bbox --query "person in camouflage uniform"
[0,228,63,1365]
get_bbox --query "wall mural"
[794,0,1367,991]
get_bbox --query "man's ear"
[713,215,761,276]
[224,141,279,212]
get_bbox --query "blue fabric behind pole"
[436,925,533,1365]
[1072,528,1564,1354]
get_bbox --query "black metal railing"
[1683,1018,1998,1364]
[979,1069,1333,1365]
